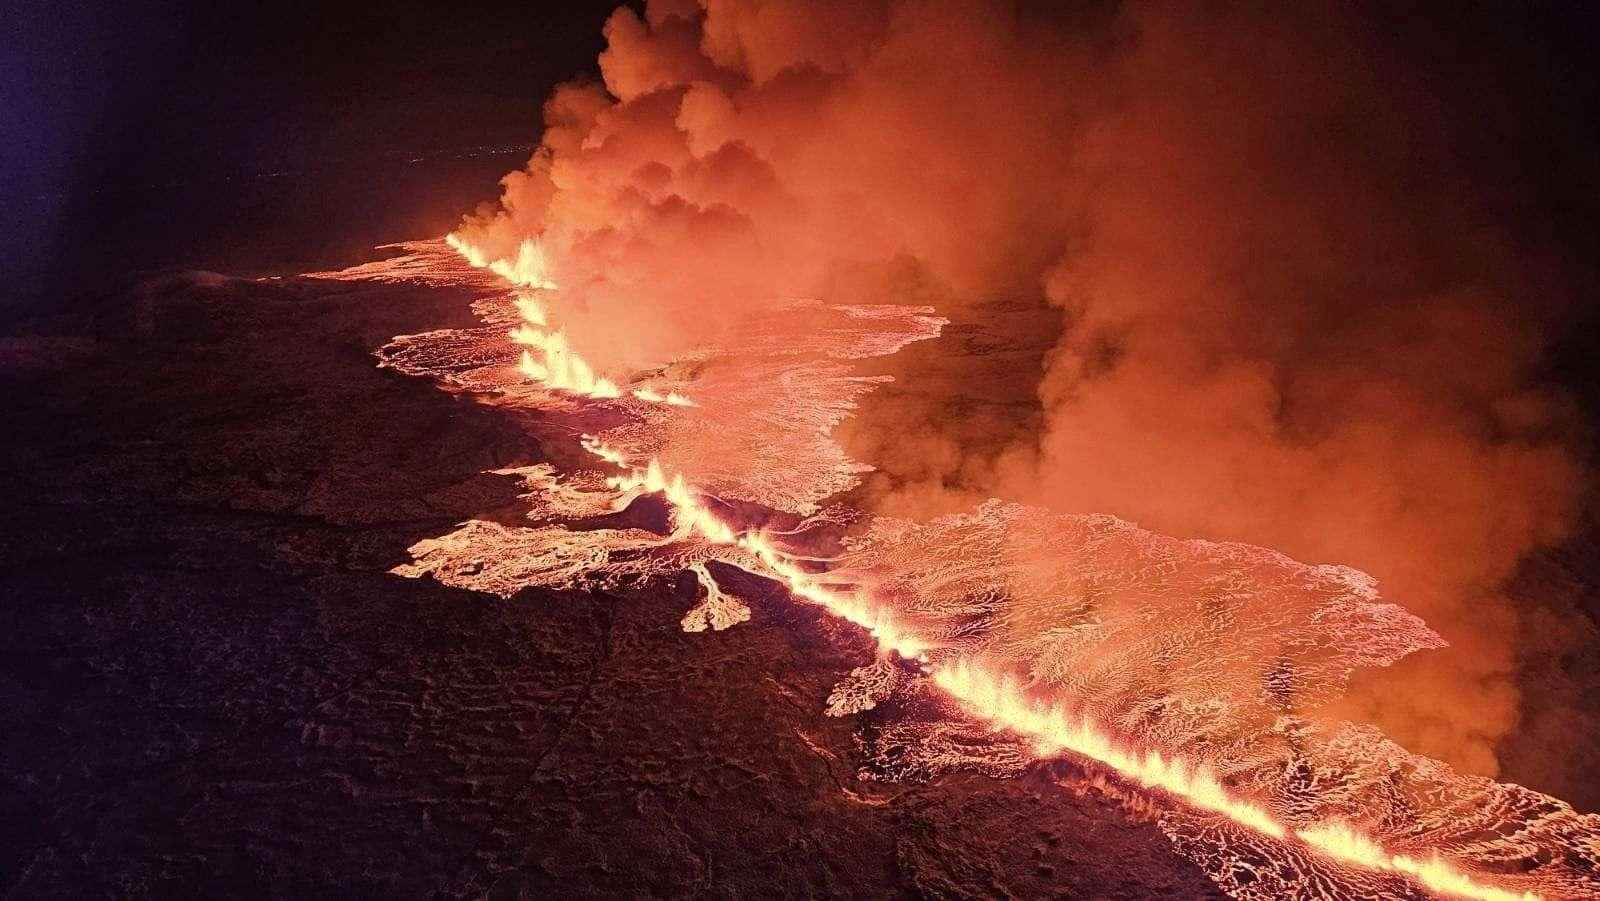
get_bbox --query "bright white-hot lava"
[445,232,688,406]
[445,232,555,291]
[580,433,925,658]
[309,236,1599,901]
[575,431,1541,901]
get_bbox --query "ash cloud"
[457,0,1595,779]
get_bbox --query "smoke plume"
[455,0,1593,778]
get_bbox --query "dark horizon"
[7,2,1600,303]
[4,0,629,302]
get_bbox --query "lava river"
[306,237,1600,900]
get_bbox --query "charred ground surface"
[0,272,1224,898]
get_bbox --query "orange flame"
[512,328,622,399]
[631,386,695,406]
[933,658,1285,838]
[1298,822,1538,901]
[445,233,556,290]
[447,232,691,407]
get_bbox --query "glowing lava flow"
[574,431,1536,901]
[581,435,924,658]
[1297,824,1537,901]
[512,327,621,399]
[933,659,1283,839]
[450,235,1538,901]
[445,232,556,290]
[934,661,1539,901]
[447,232,688,406]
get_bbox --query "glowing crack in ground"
[305,239,1600,900]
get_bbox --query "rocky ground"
[0,269,1225,897]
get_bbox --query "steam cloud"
[454,0,1591,780]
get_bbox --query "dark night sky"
[3,0,628,306]
[4,1,1597,313]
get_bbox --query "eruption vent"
[305,235,1599,900]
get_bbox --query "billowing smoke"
[452,0,1096,370]
[987,6,1592,777]
[455,0,1592,779]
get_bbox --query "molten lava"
[306,235,1600,901]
